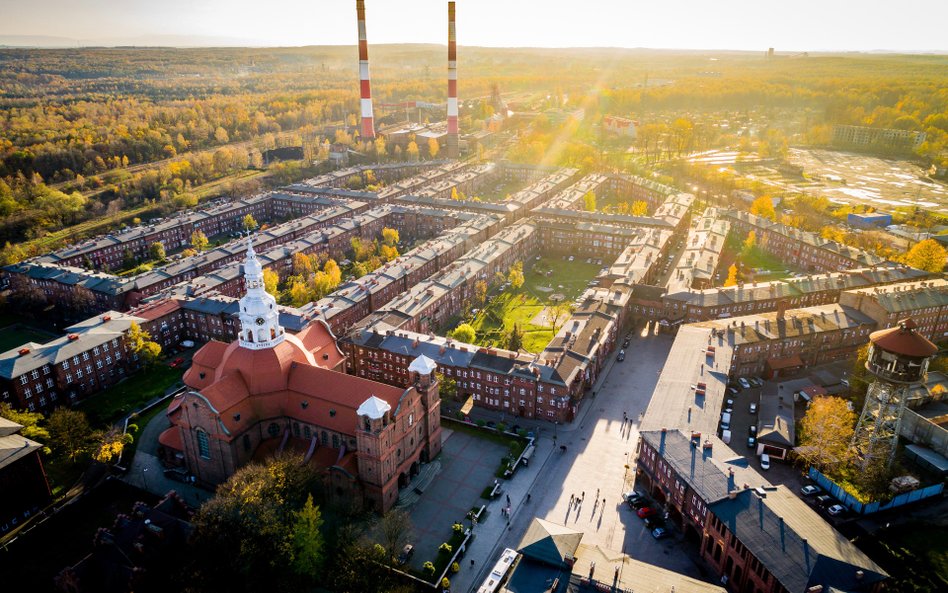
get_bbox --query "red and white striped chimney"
[356,0,375,140]
[446,1,459,158]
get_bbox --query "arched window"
[321,431,328,445]
[332,434,339,448]
[246,331,254,342]
[270,328,276,339]
[197,429,211,459]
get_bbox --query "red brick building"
[158,243,442,512]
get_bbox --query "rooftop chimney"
[446,2,459,158]
[356,0,375,139]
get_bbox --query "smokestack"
[447,1,459,158]
[356,0,376,139]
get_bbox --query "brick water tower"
[852,318,938,470]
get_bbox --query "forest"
[1,46,946,262]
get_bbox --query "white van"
[721,412,731,431]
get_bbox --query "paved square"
[406,426,509,571]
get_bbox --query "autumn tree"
[94,427,134,463]
[428,137,440,158]
[742,230,757,252]
[508,261,525,289]
[406,141,420,160]
[191,230,209,251]
[723,263,739,287]
[631,200,648,216]
[435,371,457,401]
[795,396,856,471]
[149,241,166,261]
[381,227,399,247]
[290,494,325,576]
[127,321,161,367]
[48,408,93,462]
[0,402,49,449]
[902,238,947,272]
[583,191,597,212]
[750,196,776,221]
[243,214,258,232]
[263,268,280,296]
[474,280,488,305]
[451,323,476,344]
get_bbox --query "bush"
[442,577,451,589]
[439,542,453,554]
[456,411,465,420]
[517,428,527,437]
[423,561,436,576]
[451,562,460,573]
[475,419,486,428]
[452,522,464,534]
[496,422,507,433]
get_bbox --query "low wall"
[807,467,943,515]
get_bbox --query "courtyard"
[403,424,513,574]
[467,256,601,353]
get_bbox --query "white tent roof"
[357,395,392,420]
[408,354,438,376]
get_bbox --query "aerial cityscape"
[0,2,946,593]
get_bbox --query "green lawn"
[79,364,183,427]
[855,522,948,593]
[0,324,55,352]
[467,257,601,353]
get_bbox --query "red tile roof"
[158,426,183,451]
[870,318,938,358]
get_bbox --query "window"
[197,430,211,459]
[24,388,32,398]
[82,352,90,361]
[76,369,83,379]
[31,370,39,380]
[20,376,27,385]
[63,360,70,370]
[43,366,50,375]
[66,374,73,384]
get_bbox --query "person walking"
[471,559,475,568]
[596,488,600,499]
[570,494,574,505]
[506,494,511,505]
[582,491,585,501]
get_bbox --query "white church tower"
[238,239,286,350]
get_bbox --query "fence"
[807,467,943,515]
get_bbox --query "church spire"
[238,237,285,350]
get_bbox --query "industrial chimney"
[356,0,376,139]
[446,1,459,158]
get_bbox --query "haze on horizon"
[0,0,946,52]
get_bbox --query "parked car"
[750,377,764,388]
[630,497,650,510]
[617,350,625,362]
[644,516,665,529]
[652,527,669,540]
[749,402,758,414]
[180,340,195,348]
[622,338,631,348]
[760,453,771,470]
[397,544,414,565]
[749,425,757,436]
[827,504,846,516]
[815,494,834,507]
[747,437,756,448]
[169,357,185,368]
[727,386,740,396]
[623,490,646,503]
[800,485,821,497]
[637,507,658,519]
[738,378,751,389]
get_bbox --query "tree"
[451,323,476,344]
[243,214,258,232]
[406,141,420,160]
[149,241,166,262]
[379,244,398,262]
[743,230,757,252]
[474,280,488,305]
[127,321,161,366]
[630,200,648,216]
[796,396,856,471]
[191,229,210,251]
[93,427,133,463]
[902,238,947,272]
[548,302,573,333]
[583,191,597,212]
[451,187,461,201]
[428,137,440,158]
[0,402,49,448]
[290,494,324,577]
[48,408,93,462]
[508,261,524,289]
[750,196,776,221]
[262,268,280,296]
[381,227,399,246]
[435,371,457,401]
[723,263,739,287]
[507,323,524,351]
[288,280,310,307]
[381,510,413,565]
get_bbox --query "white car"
[800,485,821,496]
[827,504,845,516]
[749,403,758,414]
[760,453,771,470]
[738,378,751,389]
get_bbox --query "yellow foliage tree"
[428,138,440,158]
[381,227,399,246]
[582,191,596,212]
[723,263,739,287]
[743,230,757,252]
[750,196,776,221]
[263,268,280,296]
[508,261,525,289]
[191,229,210,251]
[796,396,856,471]
[902,238,947,272]
[631,201,648,216]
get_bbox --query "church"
[158,241,442,512]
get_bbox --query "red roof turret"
[869,318,938,358]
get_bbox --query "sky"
[0,0,946,52]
